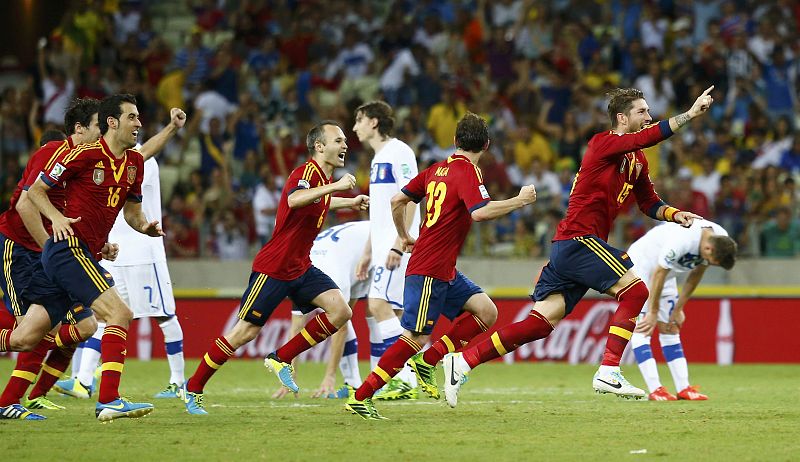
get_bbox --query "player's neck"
[369,135,391,154]
[311,155,334,178]
[455,149,481,165]
[102,134,127,158]
[68,134,80,147]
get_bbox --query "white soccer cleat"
[592,369,646,399]
[443,353,469,408]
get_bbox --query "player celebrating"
[6,94,163,422]
[55,108,188,400]
[180,120,369,415]
[352,101,421,400]
[444,86,716,406]
[345,113,537,419]
[629,220,737,401]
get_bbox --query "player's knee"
[475,303,498,327]
[9,332,36,352]
[328,303,352,327]
[620,280,649,304]
[76,317,99,339]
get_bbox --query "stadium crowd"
[1,0,799,259]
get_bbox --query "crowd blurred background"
[1,0,799,260]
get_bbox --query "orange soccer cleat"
[648,386,678,401]
[677,385,708,401]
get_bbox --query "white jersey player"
[628,219,737,401]
[55,109,187,400]
[352,101,421,399]
[272,221,372,399]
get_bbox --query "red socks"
[602,279,648,366]
[275,314,338,363]
[423,315,488,366]
[355,336,422,401]
[0,334,55,406]
[463,311,554,368]
[29,345,76,400]
[98,325,128,404]
[187,336,235,393]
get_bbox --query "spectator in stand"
[522,159,561,210]
[779,135,800,175]
[252,165,280,246]
[174,28,213,89]
[213,210,250,260]
[671,167,712,219]
[760,207,800,257]
[693,157,722,206]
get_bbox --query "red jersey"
[42,138,144,259]
[402,154,490,281]
[252,158,331,280]
[0,138,75,252]
[554,121,673,242]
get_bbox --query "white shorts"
[102,261,176,318]
[367,252,409,309]
[637,277,678,324]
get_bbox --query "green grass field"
[1,359,798,461]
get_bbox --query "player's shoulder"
[125,147,145,164]
[63,140,103,163]
[447,155,483,181]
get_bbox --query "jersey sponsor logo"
[49,163,66,181]
[298,179,310,189]
[370,163,396,184]
[93,168,105,185]
[479,184,490,199]
[127,166,137,184]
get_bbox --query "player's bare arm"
[386,201,417,269]
[471,185,537,222]
[356,235,372,281]
[122,200,164,237]
[330,194,369,211]
[139,108,187,161]
[654,205,703,228]
[668,86,714,132]
[287,174,356,209]
[15,190,50,247]
[27,177,81,242]
[634,266,669,335]
[390,192,416,252]
[668,265,707,331]
[100,242,120,261]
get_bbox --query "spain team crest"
[93,168,104,185]
[127,165,137,184]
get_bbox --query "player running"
[628,220,737,401]
[180,120,368,415]
[444,86,716,406]
[346,112,537,419]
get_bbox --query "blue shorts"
[532,235,633,315]
[237,266,339,327]
[23,237,113,327]
[1,233,39,316]
[401,271,483,335]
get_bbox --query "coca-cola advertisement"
[111,297,800,364]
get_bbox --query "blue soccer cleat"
[178,384,208,415]
[153,383,180,399]
[95,398,154,422]
[53,378,92,399]
[264,353,299,393]
[326,385,350,399]
[0,404,46,420]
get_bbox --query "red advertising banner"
[122,297,800,364]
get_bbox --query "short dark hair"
[455,112,489,153]
[710,235,738,270]
[39,129,67,146]
[99,94,137,135]
[606,88,645,128]
[355,100,394,136]
[63,98,100,135]
[306,120,343,153]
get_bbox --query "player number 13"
[425,181,447,227]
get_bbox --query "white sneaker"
[592,369,646,399]
[443,353,469,408]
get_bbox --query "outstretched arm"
[139,108,187,160]
[289,174,356,209]
[668,86,714,132]
[471,185,537,222]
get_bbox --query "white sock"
[71,345,83,379]
[159,316,185,386]
[631,332,662,392]
[660,334,689,391]
[377,317,416,386]
[454,353,472,372]
[366,317,383,371]
[77,322,104,387]
[338,320,362,387]
[598,364,620,376]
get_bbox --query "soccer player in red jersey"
[3,94,164,422]
[180,120,369,415]
[345,113,537,419]
[443,87,716,406]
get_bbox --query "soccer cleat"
[677,385,708,401]
[0,404,46,420]
[592,369,646,399]
[648,386,678,401]
[95,398,154,422]
[373,377,416,401]
[326,385,350,399]
[408,352,439,399]
[178,384,208,415]
[345,396,388,420]
[264,353,299,393]
[24,396,66,410]
[154,383,180,399]
[443,353,469,408]
[53,378,92,399]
